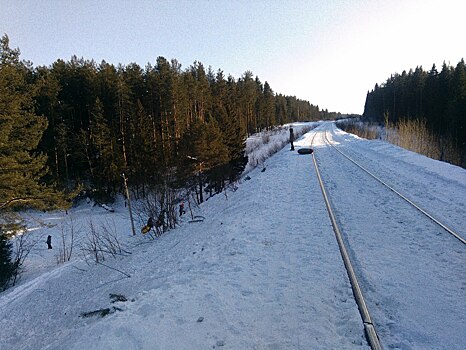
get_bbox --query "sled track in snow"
[323,131,466,246]
[309,131,383,350]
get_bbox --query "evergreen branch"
[0,197,41,209]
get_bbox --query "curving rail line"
[309,130,383,350]
[323,130,466,245]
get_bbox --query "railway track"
[310,129,383,350]
[308,124,465,349]
[323,129,465,245]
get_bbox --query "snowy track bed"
[327,122,466,241]
[324,129,465,245]
[311,130,382,350]
[312,123,466,349]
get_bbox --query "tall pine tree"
[0,35,66,289]
[0,35,65,211]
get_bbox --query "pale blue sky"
[1,0,464,114]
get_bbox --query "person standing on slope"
[289,126,295,151]
[46,235,52,249]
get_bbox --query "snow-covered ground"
[1,122,465,349]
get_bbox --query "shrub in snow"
[133,185,179,239]
[80,218,127,264]
[56,215,80,264]
[10,226,38,287]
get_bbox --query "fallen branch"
[96,261,131,278]
[80,306,123,318]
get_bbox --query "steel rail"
[309,130,383,350]
[324,130,466,245]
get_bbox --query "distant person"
[179,202,185,217]
[141,216,154,234]
[155,210,166,236]
[289,126,295,150]
[46,235,52,249]
[147,216,154,229]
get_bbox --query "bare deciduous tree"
[133,172,180,238]
[11,228,39,286]
[56,215,80,264]
[80,218,129,264]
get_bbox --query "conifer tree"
[238,71,257,135]
[275,94,287,125]
[215,72,248,182]
[0,35,67,289]
[0,225,13,290]
[131,99,150,185]
[0,34,65,211]
[89,97,116,191]
[362,59,466,166]
[445,60,466,155]
[262,81,275,129]
[34,66,62,180]
[177,118,229,202]
[55,122,71,184]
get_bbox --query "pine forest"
[363,60,466,165]
[0,34,336,210]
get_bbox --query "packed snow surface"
[1,122,465,349]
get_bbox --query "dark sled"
[297,148,314,154]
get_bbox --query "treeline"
[27,50,327,200]
[363,59,466,163]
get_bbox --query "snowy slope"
[1,122,465,350]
